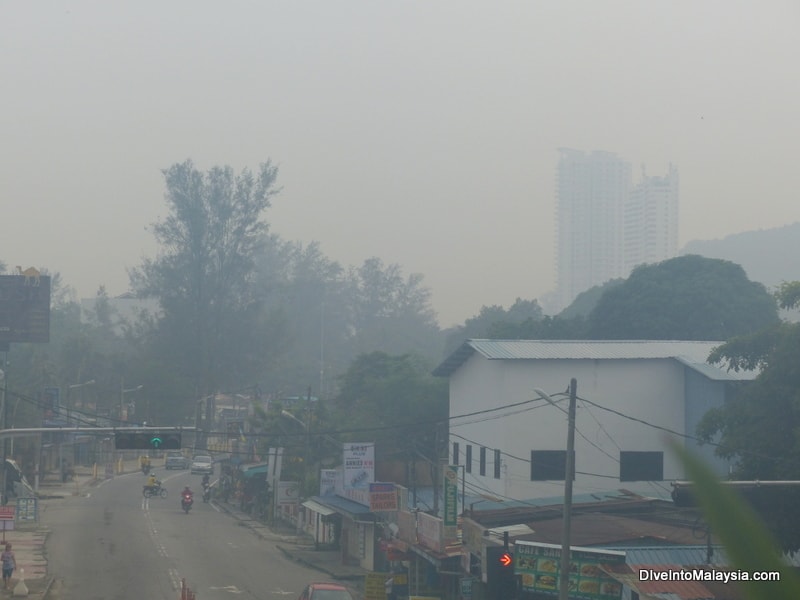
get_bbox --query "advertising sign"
[343,443,374,506]
[515,541,625,600]
[369,483,398,512]
[320,468,339,496]
[0,275,51,343]
[443,465,459,527]
[364,572,391,600]
[15,498,37,522]
[277,481,300,506]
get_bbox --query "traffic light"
[486,546,517,600]
[114,430,182,450]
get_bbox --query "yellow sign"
[364,572,391,600]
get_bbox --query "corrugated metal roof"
[603,545,730,567]
[433,339,757,381]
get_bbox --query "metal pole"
[0,354,7,504]
[558,378,577,600]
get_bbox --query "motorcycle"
[143,480,167,498]
[202,483,211,503]
[181,492,194,514]
[141,463,151,476]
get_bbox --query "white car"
[165,450,189,470]
[190,455,214,475]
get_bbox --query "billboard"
[369,483,398,512]
[319,468,340,496]
[343,442,374,506]
[514,541,625,600]
[0,275,51,344]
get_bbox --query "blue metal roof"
[313,495,375,518]
[598,544,730,567]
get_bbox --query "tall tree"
[331,352,448,464]
[695,283,800,552]
[346,258,442,361]
[130,160,280,401]
[587,255,779,340]
[443,298,544,358]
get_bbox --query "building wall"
[449,355,729,501]
[624,164,679,275]
[556,149,631,310]
[554,149,679,312]
[684,369,734,476]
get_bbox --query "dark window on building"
[452,442,460,465]
[479,447,487,476]
[493,449,501,479]
[465,445,472,473]
[530,450,574,481]
[620,451,664,481]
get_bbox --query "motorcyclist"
[182,485,193,499]
[145,473,158,492]
[141,455,151,474]
[201,473,210,488]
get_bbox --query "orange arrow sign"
[499,552,513,567]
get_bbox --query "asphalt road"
[41,469,328,600]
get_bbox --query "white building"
[434,340,755,503]
[555,149,679,311]
[624,164,680,275]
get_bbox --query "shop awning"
[242,463,269,478]
[302,499,336,516]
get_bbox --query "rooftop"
[433,339,757,381]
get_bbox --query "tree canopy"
[695,283,800,552]
[330,352,448,464]
[586,255,779,340]
[130,160,281,401]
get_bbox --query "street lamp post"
[120,380,143,422]
[67,379,96,423]
[535,379,577,600]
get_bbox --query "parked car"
[190,455,214,475]
[164,450,189,470]
[297,582,355,600]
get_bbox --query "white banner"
[320,468,340,496]
[343,442,375,506]
[277,480,300,506]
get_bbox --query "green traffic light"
[151,437,163,448]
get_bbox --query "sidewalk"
[213,498,369,587]
[1,458,141,599]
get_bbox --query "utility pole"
[0,353,7,504]
[558,378,577,600]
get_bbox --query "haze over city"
[3,1,798,326]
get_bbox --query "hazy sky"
[3,1,798,327]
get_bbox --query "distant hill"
[681,222,800,290]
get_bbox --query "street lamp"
[535,379,577,600]
[67,379,96,420]
[120,382,143,422]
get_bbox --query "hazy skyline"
[3,1,798,327]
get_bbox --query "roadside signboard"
[0,275,51,343]
[0,507,14,521]
[443,465,459,540]
[364,572,391,600]
[15,498,37,522]
[369,483,398,511]
[343,443,374,506]
[515,540,625,599]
